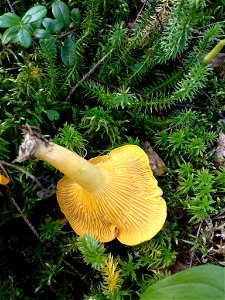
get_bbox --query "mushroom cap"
[0,174,10,185]
[56,145,167,246]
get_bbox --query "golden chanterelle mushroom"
[15,125,167,246]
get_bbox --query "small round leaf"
[46,110,60,121]
[34,29,51,39]
[52,0,70,28]
[42,18,64,33]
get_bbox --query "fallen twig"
[66,49,113,101]
[150,1,164,32]
[127,0,150,37]
[6,0,16,13]
[0,161,10,179]
[0,160,43,188]
[4,185,88,282]
[189,221,203,268]
[6,188,42,241]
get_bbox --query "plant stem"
[202,39,225,65]
[127,0,150,37]
[6,0,16,13]
[15,126,106,192]
[0,162,10,180]
[150,1,164,32]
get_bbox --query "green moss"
[1,0,225,298]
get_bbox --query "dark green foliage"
[140,265,225,300]
[1,0,225,298]
[76,234,107,270]
[39,217,66,242]
[80,107,128,145]
[53,123,87,155]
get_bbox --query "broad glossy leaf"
[24,23,34,32]
[52,0,70,28]
[34,29,51,39]
[140,265,225,300]
[71,8,80,29]
[0,13,21,28]
[61,35,76,66]
[22,5,47,24]
[2,25,20,44]
[17,28,32,47]
[28,19,43,30]
[39,37,56,60]
[42,17,63,33]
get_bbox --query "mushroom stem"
[15,128,106,192]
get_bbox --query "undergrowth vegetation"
[0,0,225,298]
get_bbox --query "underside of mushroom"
[15,124,167,246]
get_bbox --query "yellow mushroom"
[0,174,10,185]
[15,125,167,246]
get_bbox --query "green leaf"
[28,19,43,30]
[45,110,60,121]
[61,35,76,66]
[42,17,63,33]
[52,0,70,28]
[71,8,80,29]
[17,28,32,47]
[0,13,21,28]
[2,25,20,44]
[39,217,66,242]
[33,29,51,39]
[2,26,31,47]
[39,37,56,60]
[22,5,47,24]
[140,265,225,300]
